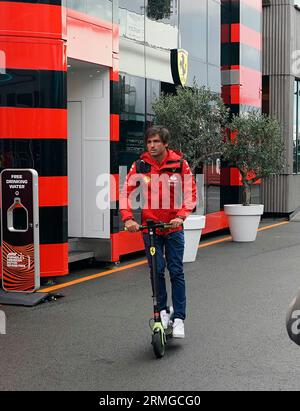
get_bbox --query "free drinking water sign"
[0,169,40,293]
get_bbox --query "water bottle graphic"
[7,197,29,232]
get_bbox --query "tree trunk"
[242,181,251,206]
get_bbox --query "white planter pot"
[183,215,206,263]
[224,204,264,242]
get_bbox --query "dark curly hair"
[144,126,170,146]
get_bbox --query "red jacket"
[120,150,197,234]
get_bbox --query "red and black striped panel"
[221,0,262,112]
[0,0,68,277]
[221,0,262,204]
[0,0,66,39]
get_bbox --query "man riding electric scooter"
[120,126,197,341]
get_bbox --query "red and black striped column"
[0,0,68,277]
[221,0,262,206]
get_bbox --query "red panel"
[202,212,229,235]
[229,168,261,187]
[0,108,67,139]
[40,243,69,277]
[222,166,261,187]
[231,24,262,50]
[240,66,262,108]
[230,85,240,104]
[110,114,120,142]
[221,24,230,43]
[240,25,262,50]
[67,14,113,67]
[230,168,242,185]
[0,243,69,278]
[0,37,66,71]
[222,66,261,108]
[222,85,230,104]
[222,85,240,105]
[111,231,144,262]
[221,65,240,71]
[220,167,231,186]
[0,2,64,39]
[39,177,68,207]
[230,23,240,43]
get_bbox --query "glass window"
[145,0,179,50]
[119,0,145,46]
[179,0,207,62]
[119,0,145,14]
[146,78,160,116]
[208,0,220,66]
[119,74,161,167]
[204,159,221,214]
[208,64,221,93]
[187,58,208,87]
[0,69,66,109]
[87,0,113,21]
[67,0,86,14]
[67,0,113,23]
[119,73,146,168]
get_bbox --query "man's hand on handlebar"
[169,218,184,228]
[124,219,140,233]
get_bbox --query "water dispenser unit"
[1,169,40,293]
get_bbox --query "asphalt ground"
[1,219,300,391]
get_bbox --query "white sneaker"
[160,310,170,329]
[172,318,185,339]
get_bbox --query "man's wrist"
[176,216,185,222]
[124,217,135,223]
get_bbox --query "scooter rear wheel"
[152,331,165,359]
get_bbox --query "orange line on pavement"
[39,260,148,293]
[257,221,289,231]
[199,236,232,248]
[39,221,289,293]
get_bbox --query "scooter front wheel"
[152,331,165,359]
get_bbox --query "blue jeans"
[143,231,186,320]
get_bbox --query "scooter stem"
[147,220,161,323]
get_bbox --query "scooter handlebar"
[124,222,180,232]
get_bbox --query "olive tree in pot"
[222,111,285,242]
[152,82,229,262]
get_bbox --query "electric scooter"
[126,219,175,359]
